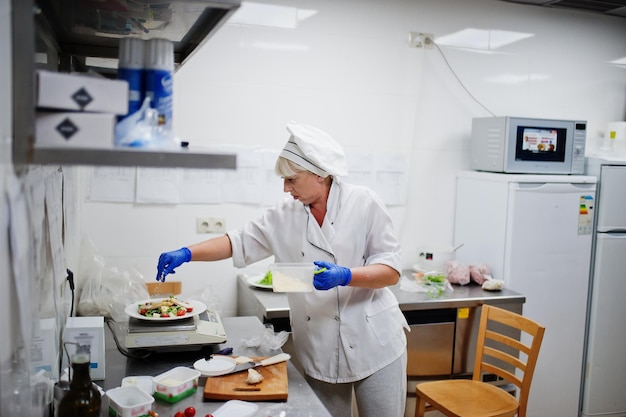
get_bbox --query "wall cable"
[433,43,496,117]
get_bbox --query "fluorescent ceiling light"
[436,28,534,51]
[228,2,317,29]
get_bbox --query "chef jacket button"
[334,316,340,321]
[306,316,310,321]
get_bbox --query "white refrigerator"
[453,170,597,417]
[581,157,626,417]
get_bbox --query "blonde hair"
[275,157,307,177]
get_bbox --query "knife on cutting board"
[221,353,291,376]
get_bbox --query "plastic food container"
[106,385,154,417]
[213,400,259,417]
[269,263,315,292]
[121,376,154,395]
[153,366,201,403]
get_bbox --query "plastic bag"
[469,264,492,284]
[114,97,180,149]
[241,324,289,351]
[399,274,453,298]
[76,237,149,321]
[446,261,470,285]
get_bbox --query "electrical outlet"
[196,217,227,234]
[408,32,434,49]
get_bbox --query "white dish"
[124,298,206,321]
[193,356,236,377]
[246,275,272,290]
[213,400,259,417]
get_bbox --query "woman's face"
[283,171,327,205]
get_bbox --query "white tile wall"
[78,0,626,317]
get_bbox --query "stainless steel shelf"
[29,147,237,169]
[12,0,240,172]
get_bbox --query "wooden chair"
[415,304,545,417]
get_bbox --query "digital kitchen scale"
[125,310,227,351]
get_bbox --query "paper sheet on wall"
[62,167,80,270]
[372,153,407,206]
[135,167,182,204]
[45,169,67,317]
[222,149,263,204]
[88,167,135,203]
[345,150,375,187]
[6,170,36,347]
[261,149,286,206]
[180,169,222,203]
[24,168,47,279]
[344,150,406,206]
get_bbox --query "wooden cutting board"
[203,356,288,401]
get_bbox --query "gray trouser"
[305,351,407,417]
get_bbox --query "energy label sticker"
[578,195,594,235]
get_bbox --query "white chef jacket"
[228,179,408,383]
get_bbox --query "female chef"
[156,122,409,417]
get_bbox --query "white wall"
[78,0,626,317]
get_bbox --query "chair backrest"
[472,305,545,417]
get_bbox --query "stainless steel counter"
[100,316,332,417]
[237,273,526,322]
[237,272,526,378]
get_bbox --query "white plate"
[193,356,236,377]
[246,275,272,290]
[213,400,259,417]
[124,298,206,321]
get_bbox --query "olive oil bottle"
[57,345,101,417]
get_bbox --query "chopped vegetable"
[424,274,447,284]
[258,271,272,286]
[415,274,449,298]
[136,295,193,318]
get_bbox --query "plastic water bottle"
[144,38,174,129]
[117,37,144,118]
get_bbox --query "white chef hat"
[279,122,348,178]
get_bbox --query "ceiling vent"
[501,0,626,18]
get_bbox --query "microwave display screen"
[515,126,567,162]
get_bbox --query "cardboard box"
[64,316,105,380]
[36,70,129,115]
[36,112,115,149]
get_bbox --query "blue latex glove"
[156,247,191,281]
[313,261,352,290]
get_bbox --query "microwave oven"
[470,116,587,174]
